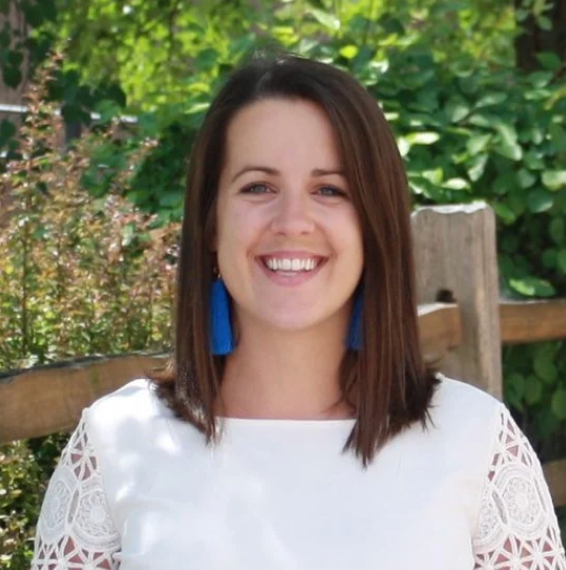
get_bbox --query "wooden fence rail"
[1,203,565,507]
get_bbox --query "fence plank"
[412,203,502,398]
[418,302,462,360]
[0,353,167,443]
[500,299,566,343]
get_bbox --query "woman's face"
[215,97,364,338]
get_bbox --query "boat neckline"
[216,416,357,426]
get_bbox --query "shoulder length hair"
[148,50,439,468]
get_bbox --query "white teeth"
[264,257,320,272]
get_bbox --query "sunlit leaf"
[509,276,556,297]
[542,170,566,191]
[406,132,440,145]
[527,189,553,213]
[310,8,340,31]
[339,45,358,59]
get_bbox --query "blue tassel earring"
[346,287,363,350]
[210,277,235,355]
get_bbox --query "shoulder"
[84,378,174,450]
[423,373,504,455]
[89,377,165,417]
[430,372,502,423]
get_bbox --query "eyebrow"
[230,165,346,183]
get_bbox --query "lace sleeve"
[31,413,121,569]
[473,404,566,569]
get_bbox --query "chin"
[258,309,344,335]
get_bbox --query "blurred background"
[0,0,565,566]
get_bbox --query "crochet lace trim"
[31,415,120,569]
[473,405,566,569]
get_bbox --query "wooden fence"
[1,203,565,507]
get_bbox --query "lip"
[255,253,328,287]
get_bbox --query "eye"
[241,183,272,195]
[316,186,347,198]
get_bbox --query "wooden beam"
[543,459,566,507]
[0,304,463,444]
[1,344,565,508]
[500,299,566,344]
[4,296,566,444]
[412,203,503,398]
[418,302,462,360]
[0,353,167,443]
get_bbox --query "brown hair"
[148,49,439,467]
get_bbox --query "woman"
[32,51,565,569]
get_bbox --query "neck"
[216,315,355,420]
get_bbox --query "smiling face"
[215,97,364,339]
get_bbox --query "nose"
[269,191,316,236]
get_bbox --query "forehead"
[223,98,342,170]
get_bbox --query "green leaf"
[469,113,498,128]
[517,168,536,189]
[515,8,529,21]
[534,352,558,383]
[537,15,552,31]
[396,137,410,157]
[339,45,358,59]
[158,190,184,208]
[493,203,517,224]
[310,8,340,31]
[494,203,518,224]
[542,170,566,191]
[467,154,488,182]
[527,71,553,88]
[494,122,522,161]
[475,93,508,108]
[493,172,516,195]
[421,168,443,184]
[557,250,566,274]
[446,101,470,123]
[442,178,470,190]
[509,276,556,297]
[506,372,526,410]
[527,188,553,213]
[93,100,121,124]
[406,132,440,145]
[508,373,526,398]
[524,150,545,170]
[551,389,566,420]
[508,188,528,216]
[525,376,542,405]
[193,48,219,71]
[536,52,562,71]
[466,134,491,156]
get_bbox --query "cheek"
[216,203,264,268]
[335,209,364,257]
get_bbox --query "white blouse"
[32,375,566,570]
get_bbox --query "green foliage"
[1,0,565,564]
[0,60,178,568]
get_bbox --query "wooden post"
[411,203,502,398]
